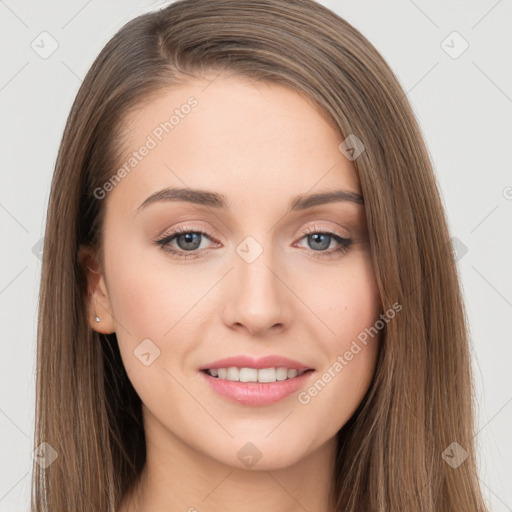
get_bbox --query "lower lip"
[199,370,315,406]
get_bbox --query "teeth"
[239,367,257,382]
[276,367,288,381]
[205,366,308,382]
[227,367,240,381]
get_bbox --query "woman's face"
[81,74,382,471]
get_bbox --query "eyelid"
[157,222,219,241]
[300,222,351,239]
[157,221,350,244]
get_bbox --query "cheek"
[333,252,382,377]
[301,250,382,344]
[295,252,381,417]
[338,263,381,343]
[103,230,199,335]
[104,257,201,404]
[103,240,220,389]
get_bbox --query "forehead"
[107,75,362,216]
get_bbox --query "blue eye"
[155,225,353,259]
[156,226,216,259]
[297,231,352,256]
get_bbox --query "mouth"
[198,367,316,406]
[200,367,314,383]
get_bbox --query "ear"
[78,245,116,334]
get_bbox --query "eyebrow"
[136,186,364,213]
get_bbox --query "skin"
[79,74,383,512]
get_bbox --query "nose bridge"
[226,233,290,333]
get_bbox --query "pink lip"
[198,355,313,371]
[199,369,315,406]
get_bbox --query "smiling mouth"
[200,367,314,383]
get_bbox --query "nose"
[222,242,292,337]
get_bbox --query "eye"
[295,225,353,258]
[155,226,219,259]
[155,224,353,259]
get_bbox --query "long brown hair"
[32,0,489,510]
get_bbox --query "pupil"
[309,233,330,251]
[178,232,201,250]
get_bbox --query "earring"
[94,314,102,323]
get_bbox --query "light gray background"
[1,0,511,510]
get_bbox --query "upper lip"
[199,355,314,371]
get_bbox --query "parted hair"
[32,1,488,510]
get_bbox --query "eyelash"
[155,224,353,260]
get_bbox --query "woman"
[32,0,489,510]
